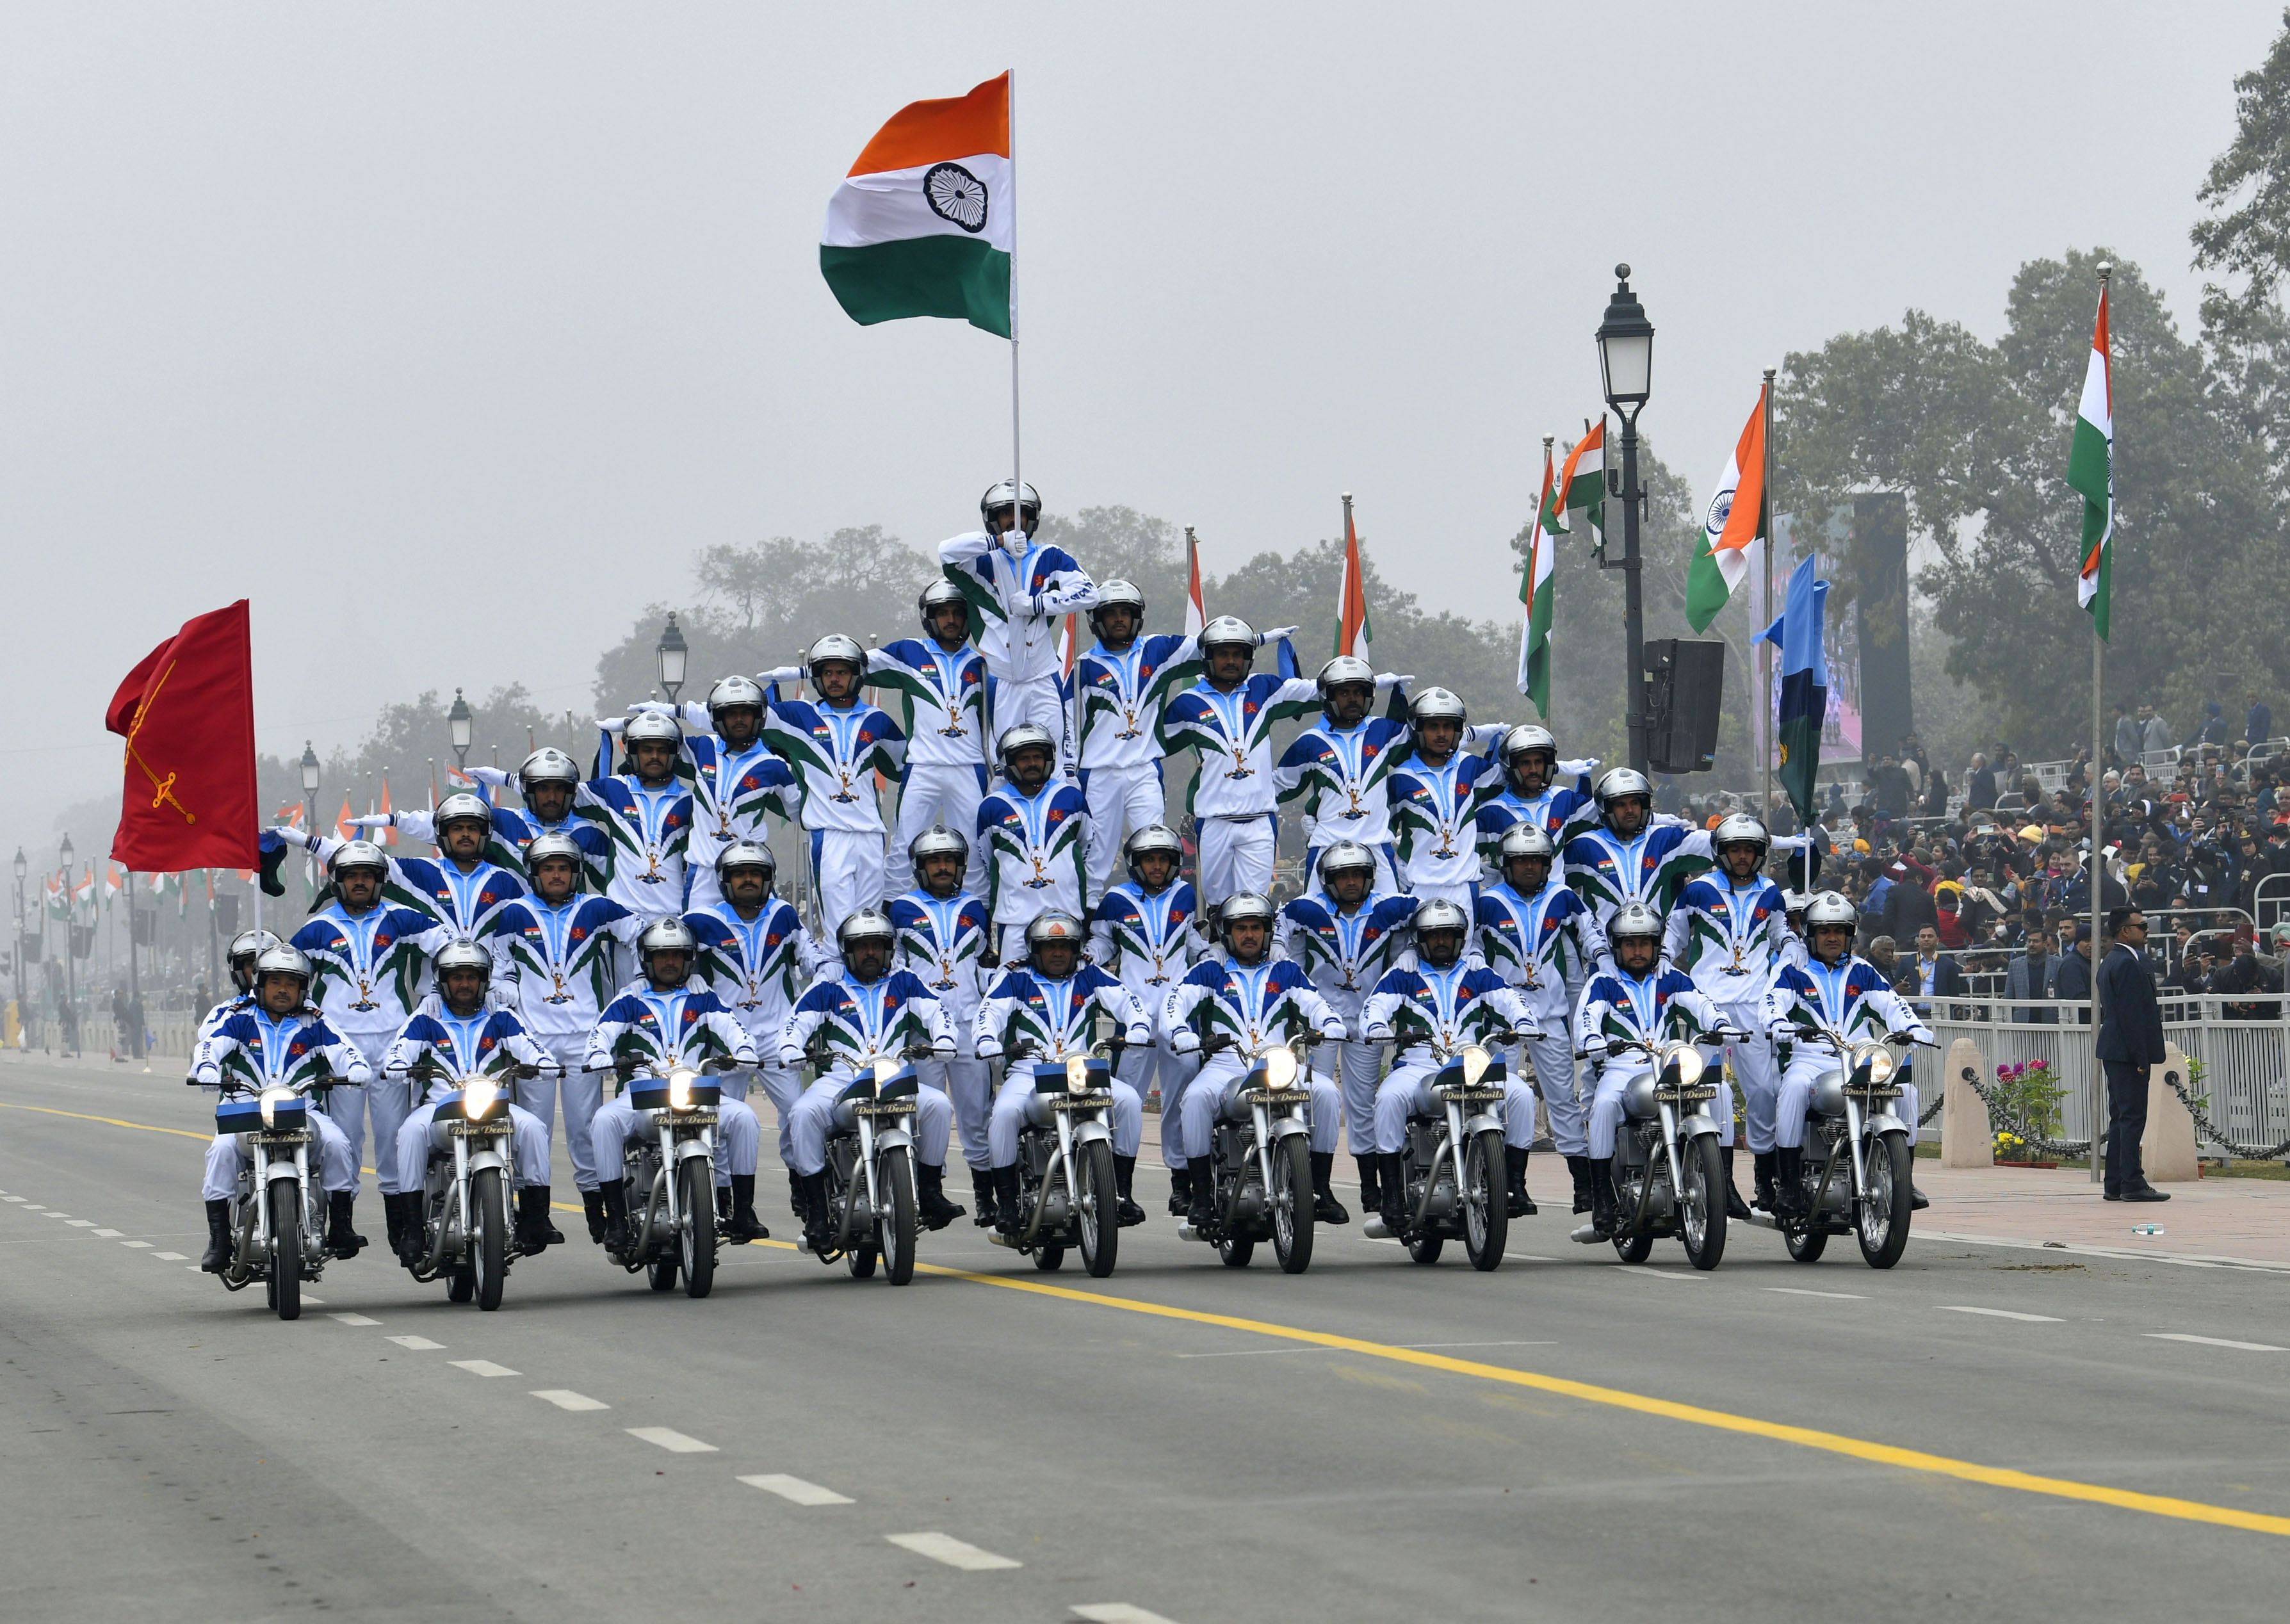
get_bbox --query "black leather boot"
[1189,1152,1222,1228]
[1773,1146,1807,1221]
[382,1189,408,1256]
[1721,1147,1752,1220]
[1310,1151,1349,1224]
[971,1167,998,1227]
[1566,1154,1592,1215]
[1589,1160,1619,1238]
[787,1168,806,1218]
[516,1186,555,1251]
[992,1165,1025,1238]
[799,1169,835,1255]
[599,1178,631,1254]
[1166,1164,1192,1217]
[1377,1151,1409,1233]
[1752,1151,1777,1213]
[1354,1152,1381,1214]
[727,1173,768,1241]
[1114,1153,1146,1226]
[916,1162,965,1231]
[1504,1145,1536,1217]
[326,1191,367,1259]
[393,1193,428,1268]
[581,1189,607,1244]
[200,1198,232,1272]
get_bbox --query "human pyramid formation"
[190,480,1935,1275]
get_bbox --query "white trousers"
[888,763,989,897]
[1178,1052,1341,1160]
[1117,1039,1201,1169]
[787,1071,954,1177]
[1774,1053,1918,1151]
[1713,996,1777,1153]
[1196,815,1277,911]
[987,1073,1144,1165]
[516,1034,604,1190]
[1514,1029,1587,1157]
[1587,1061,1734,1158]
[1372,1059,1536,1155]
[591,1096,762,1184]
[1404,879,1477,910]
[989,676,1070,762]
[916,1052,993,1170]
[809,827,888,948]
[203,1115,359,1201]
[394,1101,552,1192]
[1082,762,1166,900]
[1325,1037,1386,1160]
[324,1032,407,1193]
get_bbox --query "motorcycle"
[1176,1032,1320,1274]
[1755,1027,1921,1269]
[800,1044,931,1286]
[207,1076,334,1320]
[1361,1041,1511,1271]
[1570,1034,1737,1271]
[597,1059,735,1299]
[992,1043,1124,1278]
[393,1057,558,1310]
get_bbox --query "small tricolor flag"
[104,863,124,901]
[1553,420,1605,545]
[334,796,356,843]
[1183,526,1206,638]
[821,73,1014,339]
[1333,497,1372,663]
[1685,384,1769,631]
[273,801,304,828]
[1516,443,1559,717]
[2068,275,2114,641]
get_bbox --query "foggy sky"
[3,3,2273,857]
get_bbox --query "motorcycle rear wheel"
[681,1159,716,1298]
[1271,1134,1315,1275]
[1785,1222,1829,1263]
[1032,1245,1066,1271]
[1677,1135,1728,1272]
[1461,1128,1507,1272]
[879,1146,917,1287]
[1610,1230,1654,1264]
[1077,1139,1119,1278]
[269,1183,302,1321]
[1217,1235,1255,1267]
[1855,1130,1913,1269]
[647,1255,679,1290]
[473,1168,507,1311]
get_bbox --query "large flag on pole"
[104,600,258,872]
[1685,385,1769,630]
[1183,526,1206,637]
[1516,441,1559,715]
[2069,277,2114,641]
[1757,555,1831,823]
[1552,420,1605,544]
[820,74,1014,337]
[1333,496,1372,662]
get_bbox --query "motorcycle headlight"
[464,1078,499,1121]
[259,1086,295,1128]
[874,1057,902,1086]
[1066,1055,1091,1092]
[1460,1044,1490,1087]
[1851,1043,1896,1085]
[1661,1044,1705,1085]
[1262,1048,1297,1090]
[667,1068,697,1112]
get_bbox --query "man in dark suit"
[2006,927,2056,1023]
[2097,907,2169,1203]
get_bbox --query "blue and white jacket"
[1562,822,1719,945]
[489,895,641,1053]
[1089,880,1203,1022]
[1665,873,1791,1009]
[1475,778,1600,876]
[1762,957,1934,1049]
[1277,890,1418,1025]
[1275,706,1411,855]
[977,779,1090,929]
[1158,667,1322,820]
[761,691,907,836]
[684,899,830,1058]
[972,964,1151,1062]
[888,889,994,1047]
[1072,633,1203,773]
[373,795,613,892]
[1164,957,1346,1055]
[1473,880,1604,1026]
[1359,961,1539,1051]
[572,774,693,920]
[1573,966,1725,1068]
[382,1000,553,1105]
[291,904,453,1049]
[938,530,1100,689]
[585,982,760,1075]
[865,639,988,771]
[778,971,955,1075]
[195,1005,373,1094]
[1392,743,1507,891]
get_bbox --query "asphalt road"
[4,1052,2287,1623]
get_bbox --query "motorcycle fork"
[1843,1096,1869,1198]
[1658,1101,1686,1206]
[1251,1101,1276,1208]
[843,1115,878,1247]
[294,1142,315,1268]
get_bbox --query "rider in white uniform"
[1069,581,1203,899]
[1089,824,1205,1212]
[1390,688,1509,908]
[886,825,997,1226]
[678,676,804,916]
[871,582,991,898]
[937,480,1100,759]
[1272,656,1413,897]
[1155,617,1312,918]
[759,635,908,950]
[975,722,1091,966]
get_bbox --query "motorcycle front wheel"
[681,1159,715,1299]
[1032,1244,1066,1271]
[269,1182,302,1321]
[1272,1134,1315,1275]
[1677,1135,1728,1272]
[473,1168,508,1311]
[1077,1139,1119,1279]
[1855,1130,1913,1269]
[1461,1128,1507,1272]
[879,1146,917,1287]
[1785,1222,1829,1263]
[1218,1235,1255,1267]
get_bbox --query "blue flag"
[1757,555,1830,824]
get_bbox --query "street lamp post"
[300,741,322,902]
[1595,263,1656,775]
[656,614,688,702]
[57,831,76,1046]
[10,848,24,1050]
[448,690,473,774]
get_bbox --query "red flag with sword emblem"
[104,600,258,870]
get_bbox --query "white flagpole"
[1761,366,1776,832]
[2089,259,2111,1188]
[1007,70,1021,553]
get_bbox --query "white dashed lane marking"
[626,1427,716,1454]
[386,1335,446,1351]
[1073,1607,1183,1624]
[152,1252,187,1261]
[65,1219,95,1228]
[92,1228,122,1237]
[738,1474,854,1506]
[2145,1333,2287,1352]
[449,1360,521,1378]
[1767,1287,1868,1299]
[530,1390,610,1411]
[120,1240,151,1249]
[328,1313,382,1326]
[1939,1306,2064,1323]
[885,1531,1022,1571]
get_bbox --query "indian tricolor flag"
[820,73,1014,339]
[1333,497,1372,662]
[1183,526,1206,638]
[1553,419,1605,544]
[2068,275,2114,641]
[1516,441,1559,716]
[1685,384,1769,631]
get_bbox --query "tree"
[2195,8,2290,485]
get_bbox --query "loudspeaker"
[1645,639,1725,774]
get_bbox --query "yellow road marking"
[20,1095,2287,1538]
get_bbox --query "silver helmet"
[705,674,766,728]
[917,578,970,631]
[1498,823,1557,863]
[805,633,866,686]
[524,831,585,875]
[433,937,494,980]
[1123,823,1183,885]
[1218,891,1276,929]
[1024,910,1087,952]
[1607,901,1664,944]
[227,929,282,968]
[518,747,581,790]
[1803,891,1858,930]
[1087,580,1145,640]
[1409,686,1466,726]
[328,839,388,877]
[713,840,776,884]
[1782,889,1810,917]
[1595,767,1653,812]
[836,908,897,955]
[996,722,1057,769]
[637,916,697,975]
[1500,724,1558,766]
[1199,615,1256,652]
[623,709,683,747]
[434,792,492,834]
[1411,897,1470,937]
[1316,655,1375,696]
[1317,840,1378,882]
[979,478,1043,532]
[907,824,970,868]
[252,942,313,989]
[1712,813,1771,862]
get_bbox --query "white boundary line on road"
[1939,1306,2065,1323]
[1917,1228,2290,1274]
[885,1531,1021,1571]
[738,1474,854,1506]
[2144,1333,2287,1352]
